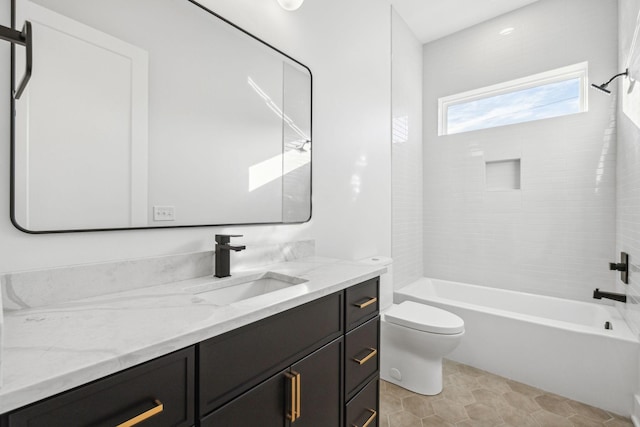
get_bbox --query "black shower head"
[591,69,629,95]
[590,83,612,95]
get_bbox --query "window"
[438,62,588,136]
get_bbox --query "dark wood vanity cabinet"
[344,278,380,427]
[198,292,344,426]
[201,338,343,427]
[6,347,195,427]
[2,277,380,427]
[199,277,381,427]
[198,292,344,415]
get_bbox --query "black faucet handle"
[609,262,626,271]
[609,252,630,284]
[215,234,243,244]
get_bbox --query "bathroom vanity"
[0,257,382,427]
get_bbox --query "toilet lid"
[385,301,464,335]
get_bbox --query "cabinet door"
[202,338,343,427]
[291,338,343,427]
[200,369,288,427]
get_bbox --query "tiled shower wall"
[391,8,423,289]
[422,0,619,302]
[617,0,640,335]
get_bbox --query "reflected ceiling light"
[591,69,629,95]
[499,27,515,36]
[277,0,304,11]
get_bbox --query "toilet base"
[380,313,464,396]
[380,353,444,395]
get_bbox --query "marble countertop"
[0,256,385,414]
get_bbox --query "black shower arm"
[0,23,27,45]
[603,69,629,86]
[0,21,32,99]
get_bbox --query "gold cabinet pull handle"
[116,399,163,427]
[285,372,298,422]
[353,297,377,309]
[295,371,301,420]
[353,348,378,365]
[353,409,377,427]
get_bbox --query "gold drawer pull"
[353,348,378,365]
[116,399,163,427]
[353,297,377,309]
[296,371,301,420]
[353,409,377,427]
[285,372,297,421]
[285,371,301,422]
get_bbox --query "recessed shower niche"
[485,159,521,191]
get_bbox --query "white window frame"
[438,61,589,136]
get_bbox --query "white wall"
[618,0,640,333]
[391,8,423,289]
[617,0,640,416]
[423,0,619,302]
[0,0,392,272]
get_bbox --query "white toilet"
[359,257,465,395]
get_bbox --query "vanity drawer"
[7,347,195,427]
[346,277,379,330]
[199,292,344,415]
[345,378,379,427]
[345,316,379,399]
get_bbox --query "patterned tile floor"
[380,359,634,427]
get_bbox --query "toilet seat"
[385,301,464,335]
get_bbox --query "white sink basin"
[186,272,307,306]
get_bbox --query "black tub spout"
[593,288,627,303]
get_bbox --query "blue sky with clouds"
[447,78,581,135]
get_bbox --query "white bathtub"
[394,277,639,415]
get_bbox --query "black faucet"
[593,288,627,303]
[215,234,246,278]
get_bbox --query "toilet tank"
[358,256,393,311]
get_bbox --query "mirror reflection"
[11,0,312,232]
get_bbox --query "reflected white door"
[14,1,148,230]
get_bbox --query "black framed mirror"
[10,0,312,233]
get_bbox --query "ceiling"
[390,0,540,44]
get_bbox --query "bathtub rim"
[395,277,638,344]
